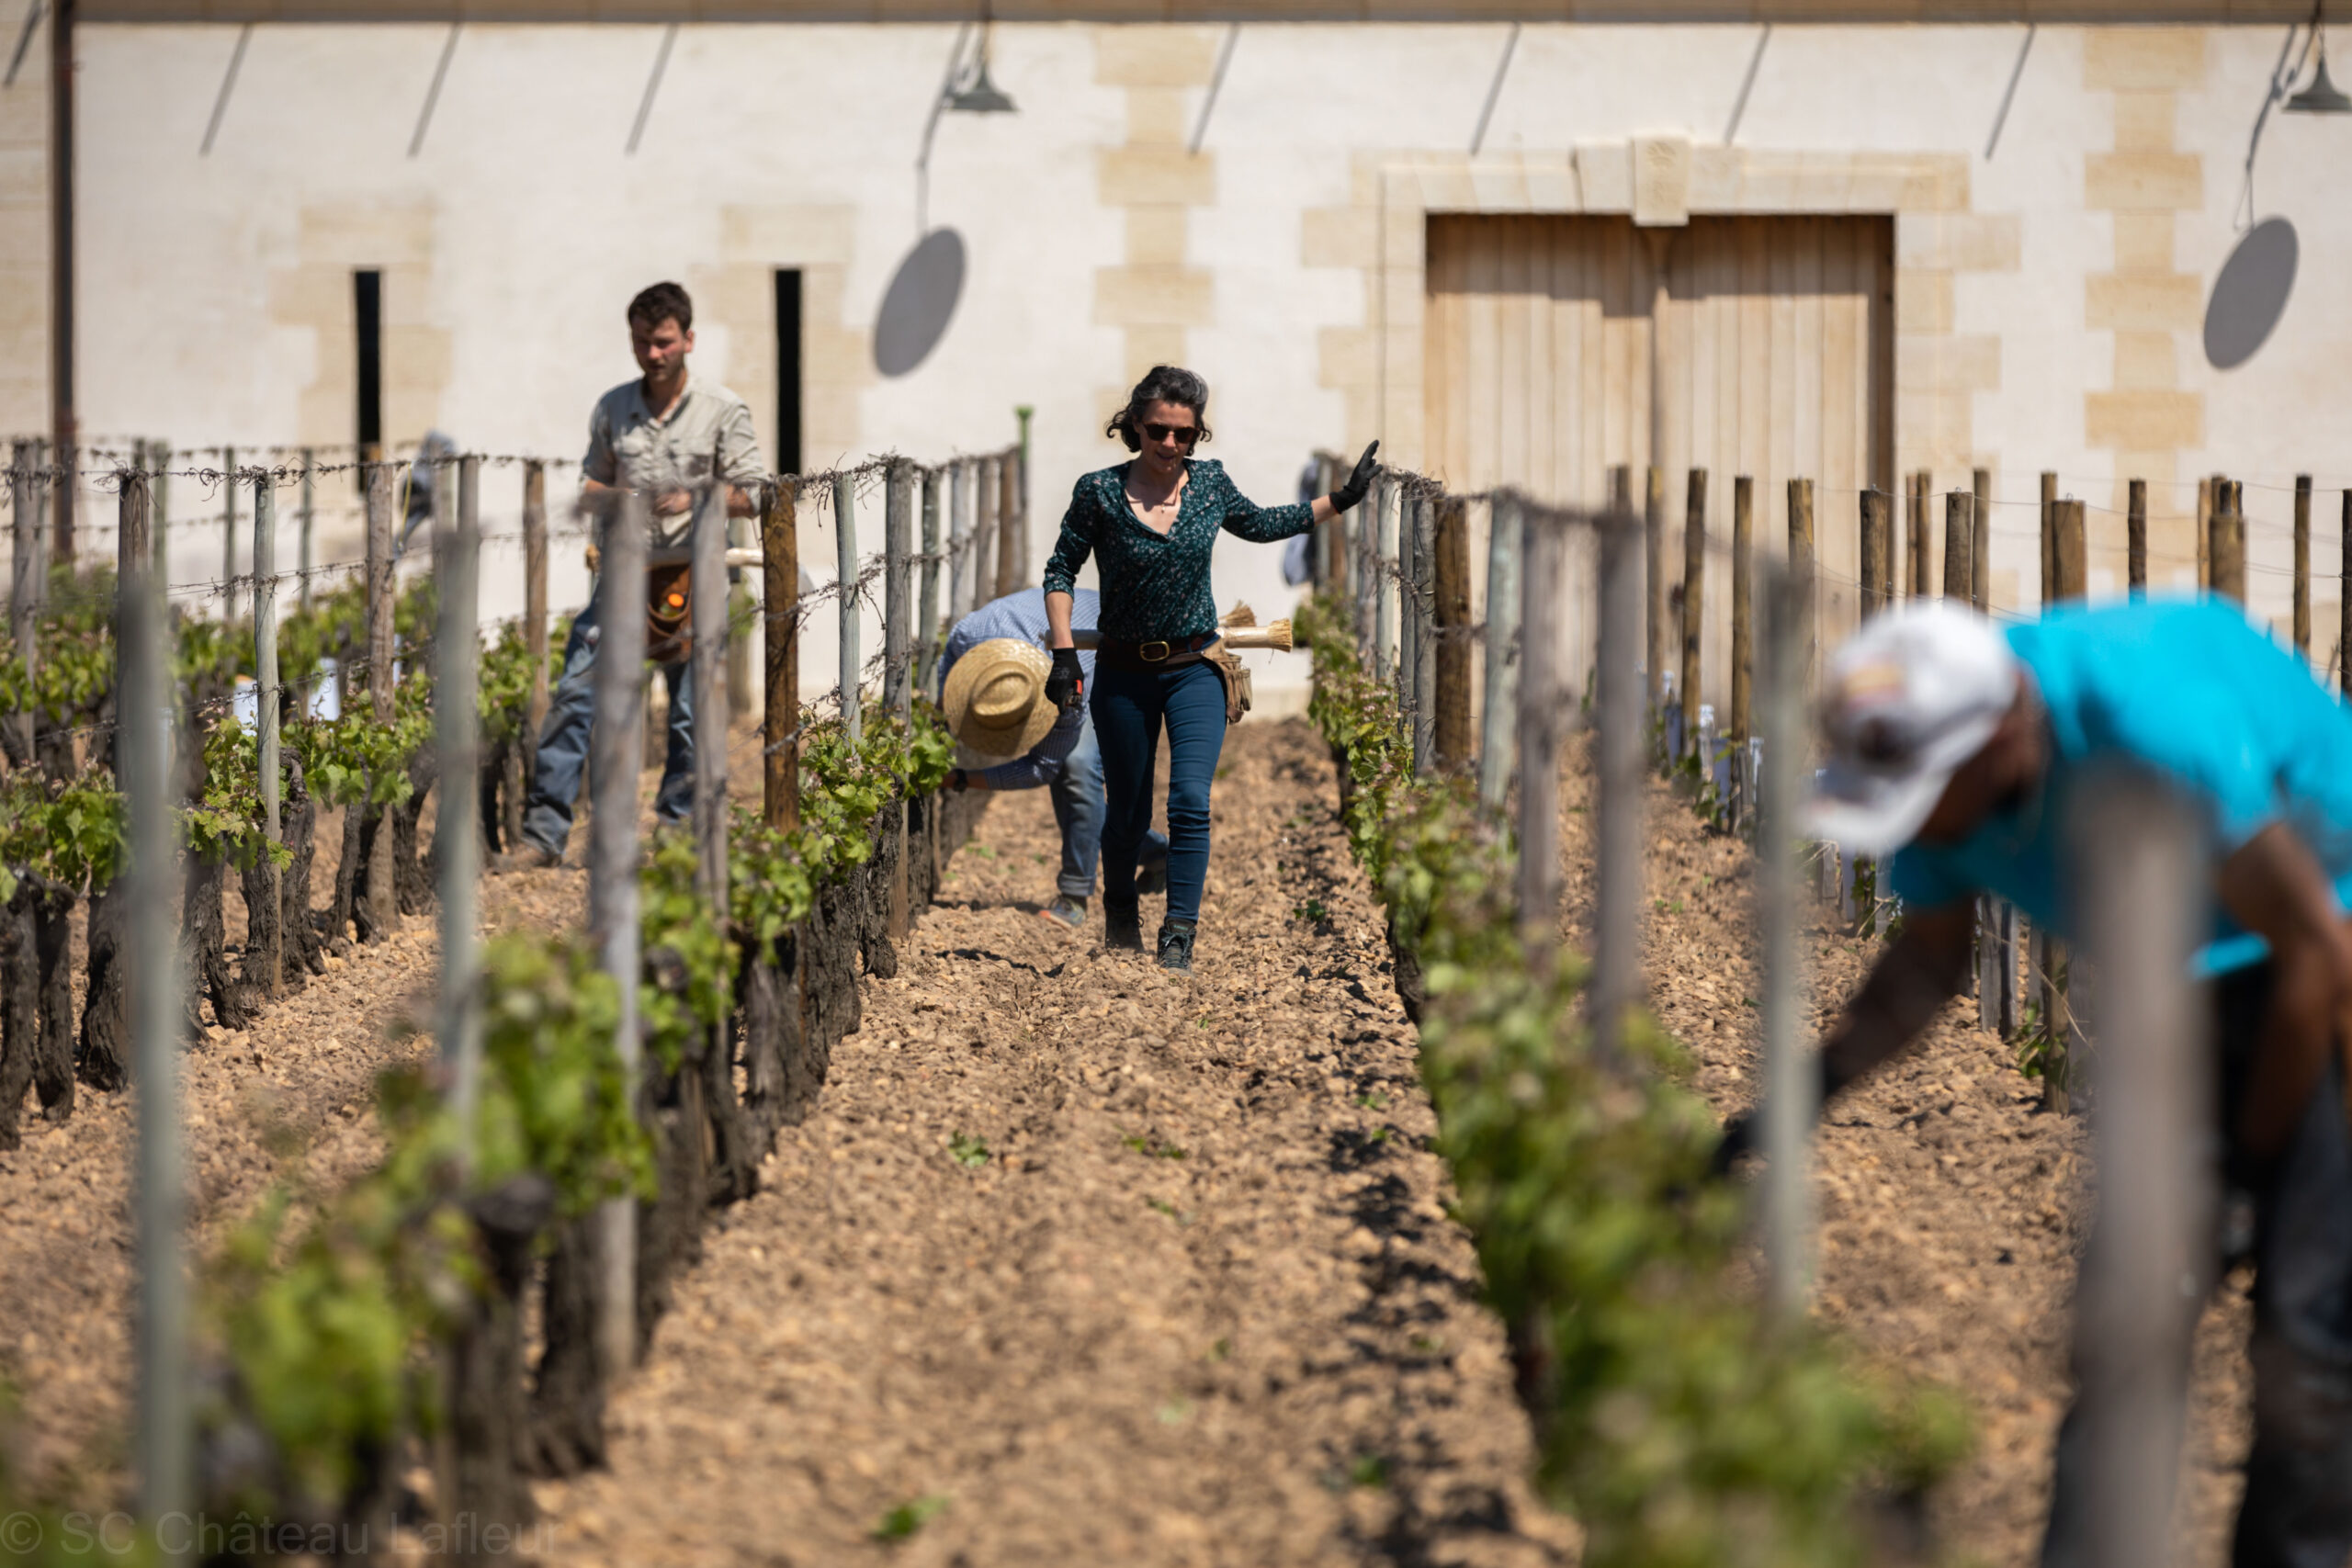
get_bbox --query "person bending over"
[514,281,763,867]
[938,587,1168,929]
[1728,597,2352,1568]
[1039,364,1376,974]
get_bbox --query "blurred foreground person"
[1729,597,2352,1568]
[939,588,1167,929]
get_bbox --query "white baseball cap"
[1805,602,2021,857]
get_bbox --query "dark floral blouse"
[1040,459,1314,643]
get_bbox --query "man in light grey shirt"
[516,281,765,865]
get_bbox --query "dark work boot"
[1156,919,1196,975]
[1104,895,1144,953]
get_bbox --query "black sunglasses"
[1141,422,1200,446]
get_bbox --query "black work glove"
[1329,441,1381,513]
[1046,648,1084,716]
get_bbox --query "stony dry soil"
[536,719,1577,1568]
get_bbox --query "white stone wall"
[9,19,2349,699]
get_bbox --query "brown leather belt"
[1098,633,1218,671]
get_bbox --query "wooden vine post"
[1787,477,1814,678]
[152,439,172,581]
[1593,502,1645,1063]
[835,473,861,744]
[120,467,191,1536]
[297,449,315,614]
[1432,496,1472,771]
[590,487,650,1380]
[2041,496,2087,1113]
[1858,489,1887,622]
[1409,493,1437,774]
[973,457,997,620]
[1517,509,1566,975]
[2210,481,2247,604]
[1971,468,1991,613]
[1476,494,1521,812]
[917,467,943,694]
[522,459,549,776]
[2341,490,2351,700]
[2040,471,2057,614]
[1729,474,1753,745]
[691,470,731,1083]
[882,460,913,938]
[221,446,239,626]
[1908,472,1930,597]
[364,458,398,938]
[1944,491,1973,607]
[994,450,1020,601]
[253,471,283,995]
[1374,478,1398,678]
[437,454,484,1164]
[2196,476,2214,590]
[1760,559,1813,1317]
[2294,474,2312,659]
[1680,468,1706,758]
[1645,465,1665,724]
[764,481,801,833]
[8,441,33,761]
[2127,479,2148,597]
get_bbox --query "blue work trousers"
[1091,659,1226,925]
[521,589,695,856]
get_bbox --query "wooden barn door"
[1425,213,1893,709]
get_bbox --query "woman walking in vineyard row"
[1039,365,1377,974]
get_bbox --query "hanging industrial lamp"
[2288,1,2352,113]
[946,18,1016,114]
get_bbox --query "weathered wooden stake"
[994,450,1021,601]
[2054,497,2086,605]
[2197,476,2214,591]
[7,442,34,761]
[365,460,398,938]
[1680,468,1706,756]
[692,471,730,908]
[835,472,862,743]
[523,461,549,750]
[1729,474,1753,743]
[1410,494,1437,774]
[1759,561,1812,1317]
[2211,483,2247,605]
[1909,471,1931,597]
[1374,478,1398,678]
[1971,468,1991,614]
[763,481,801,834]
[1944,491,1973,607]
[974,457,998,617]
[1592,504,1644,1060]
[918,467,943,694]
[2040,471,2057,614]
[2127,479,2147,597]
[1859,490,1887,622]
[153,440,172,583]
[1518,510,1566,971]
[2295,473,2312,657]
[293,450,314,614]
[1477,495,1521,813]
[2341,490,2352,698]
[121,468,190,1536]
[2071,770,2207,1568]
[883,460,914,723]
[590,487,649,1382]
[1788,478,1815,681]
[1645,464,1665,717]
[437,455,483,1166]
[253,472,282,994]
[1432,496,1472,770]
[221,446,239,625]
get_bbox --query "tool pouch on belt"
[646,562,693,664]
[1204,640,1251,726]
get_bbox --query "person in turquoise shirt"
[1038,365,1376,973]
[1736,596,2352,1568]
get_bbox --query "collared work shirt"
[1889,597,2352,975]
[582,372,764,547]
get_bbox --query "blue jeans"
[1091,659,1225,925]
[1053,715,1167,899]
[521,589,695,856]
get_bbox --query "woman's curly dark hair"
[1105,365,1213,453]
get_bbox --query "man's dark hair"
[1105,365,1212,453]
[628,281,694,334]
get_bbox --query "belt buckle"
[1138,639,1170,662]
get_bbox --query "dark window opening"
[775,268,803,476]
[355,269,383,455]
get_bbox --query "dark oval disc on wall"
[2205,216,2298,371]
[873,228,967,378]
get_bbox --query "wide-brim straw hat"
[942,638,1059,763]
